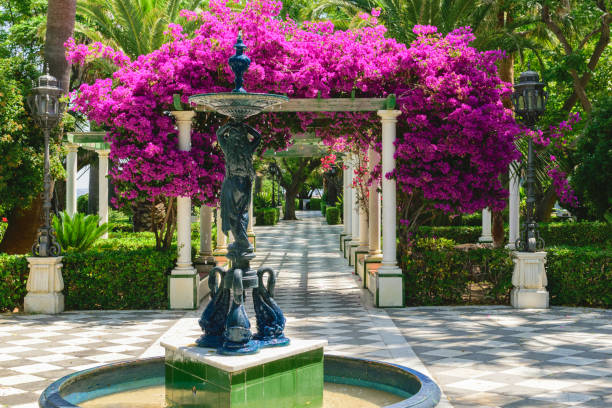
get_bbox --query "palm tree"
[76,0,205,58]
[46,0,77,92]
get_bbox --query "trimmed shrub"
[53,212,109,252]
[402,238,514,305]
[326,206,341,225]
[77,193,89,214]
[547,246,611,308]
[321,203,327,216]
[307,198,321,210]
[256,208,277,226]
[417,222,611,247]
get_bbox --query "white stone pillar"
[511,251,549,309]
[368,146,382,258]
[65,143,78,217]
[247,184,255,250]
[348,157,360,264]
[169,110,198,309]
[199,206,214,259]
[376,110,403,307]
[342,157,353,255]
[479,208,493,243]
[24,257,64,314]
[97,149,110,239]
[507,161,520,249]
[215,209,228,255]
[342,165,350,235]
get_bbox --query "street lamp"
[268,162,281,207]
[27,70,66,257]
[511,67,548,252]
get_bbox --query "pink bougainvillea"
[67,0,521,218]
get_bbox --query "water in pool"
[80,383,404,408]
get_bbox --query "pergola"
[61,95,521,309]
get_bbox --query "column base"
[374,266,404,307]
[347,242,360,264]
[478,236,493,243]
[169,269,200,310]
[213,250,229,267]
[194,256,216,275]
[361,256,382,290]
[339,233,348,251]
[341,237,352,258]
[24,293,64,314]
[511,288,549,309]
[25,256,64,314]
[505,242,517,250]
[353,247,369,275]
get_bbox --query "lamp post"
[269,161,281,207]
[511,68,547,252]
[27,70,65,257]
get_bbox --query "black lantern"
[26,70,66,257]
[268,162,281,207]
[511,68,547,252]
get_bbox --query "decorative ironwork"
[512,67,547,252]
[191,33,289,355]
[27,69,65,257]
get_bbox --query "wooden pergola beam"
[192,96,395,113]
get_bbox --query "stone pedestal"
[479,208,493,243]
[511,251,549,309]
[24,257,64,314]
[169,272,200,310]
[162,338,326,408]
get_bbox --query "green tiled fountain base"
[165,348,324,408]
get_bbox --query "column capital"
[377,109,402,121]
[171,110,196,123]
[96,149,110,158]
[65,143,79,153]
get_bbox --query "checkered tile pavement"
[0,311,184,407]
[2,211,610,408]
[387,307,612,407]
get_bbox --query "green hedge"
[321,203,327,216]
[547,246,611,308]
[255,208,277,226]
[326,206,341,225]
[0,254,28,312]
[417,221,611,247]
[0,236,176,311]
[402,238,514,305]
[307,198,321,210]
[401,238,611,308]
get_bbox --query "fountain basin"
[40,355,440,408]
[189,93,288,121]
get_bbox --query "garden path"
[1,211,610,407]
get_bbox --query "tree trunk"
[536,185,557,222]
[44,0,76,93]
[0,196,44,254]
[284,189,298,220]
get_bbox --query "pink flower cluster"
[67,0,520,214]
[548,167,579,208]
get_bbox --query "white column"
[357,154,369,252]
[479,208,493,243]
[343,164,350,235]
[65,143,78,217]
[97,149,110,239]
[344,158,353,237]
[376,110,403,307]
[216,209,228,254]
[199,205,213,258]
[350,159,360,243]
[368,146,382,258]
[378,110,402,272]
[172,110,196,273]
[169,110,198,309]
[507,161,520,249]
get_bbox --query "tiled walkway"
[1,211,610,407]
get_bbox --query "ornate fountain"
[188,33,289,356]
[38,32,441,408]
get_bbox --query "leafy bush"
[52,211,109,252]
[547,246,611,308]
[321,203,327,216]
[77,194,89,214]
[402,238,514,305]
[256,208,277,226]
[0,254,28,312]
[326,206,341,225]
[417,222,611,246]
[307,198,321,210]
